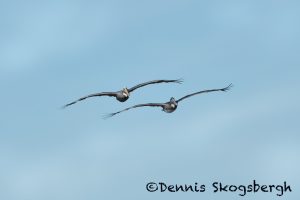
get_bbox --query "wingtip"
[102,113,115,120]
[223,83,233,92]
[61,104,69,109]
[62,101,77,108]
[175,78,184,84]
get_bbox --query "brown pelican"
[62,79,183,108]
[104,84,232,118]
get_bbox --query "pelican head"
[122,88,130,97]
[170,97,176,103]
[169,97,178,108]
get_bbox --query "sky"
[0,0,299,199]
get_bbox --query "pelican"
[62,79,183,108]
[104,84,232,118]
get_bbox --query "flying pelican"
[62,79,183,108]
[104,84,232,118]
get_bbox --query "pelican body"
[162,97,178,113]
[115,88,130,102]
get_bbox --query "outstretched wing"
[176,84,232,103]
[103,103,164,119]
[128,79,183,92]
[62,92,117,108]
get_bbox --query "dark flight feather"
[103,103,164,119]
[176,83,232,103]
[128,79,183,92]
[63,92,116,108]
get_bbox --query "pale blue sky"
[0,1,299,199]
